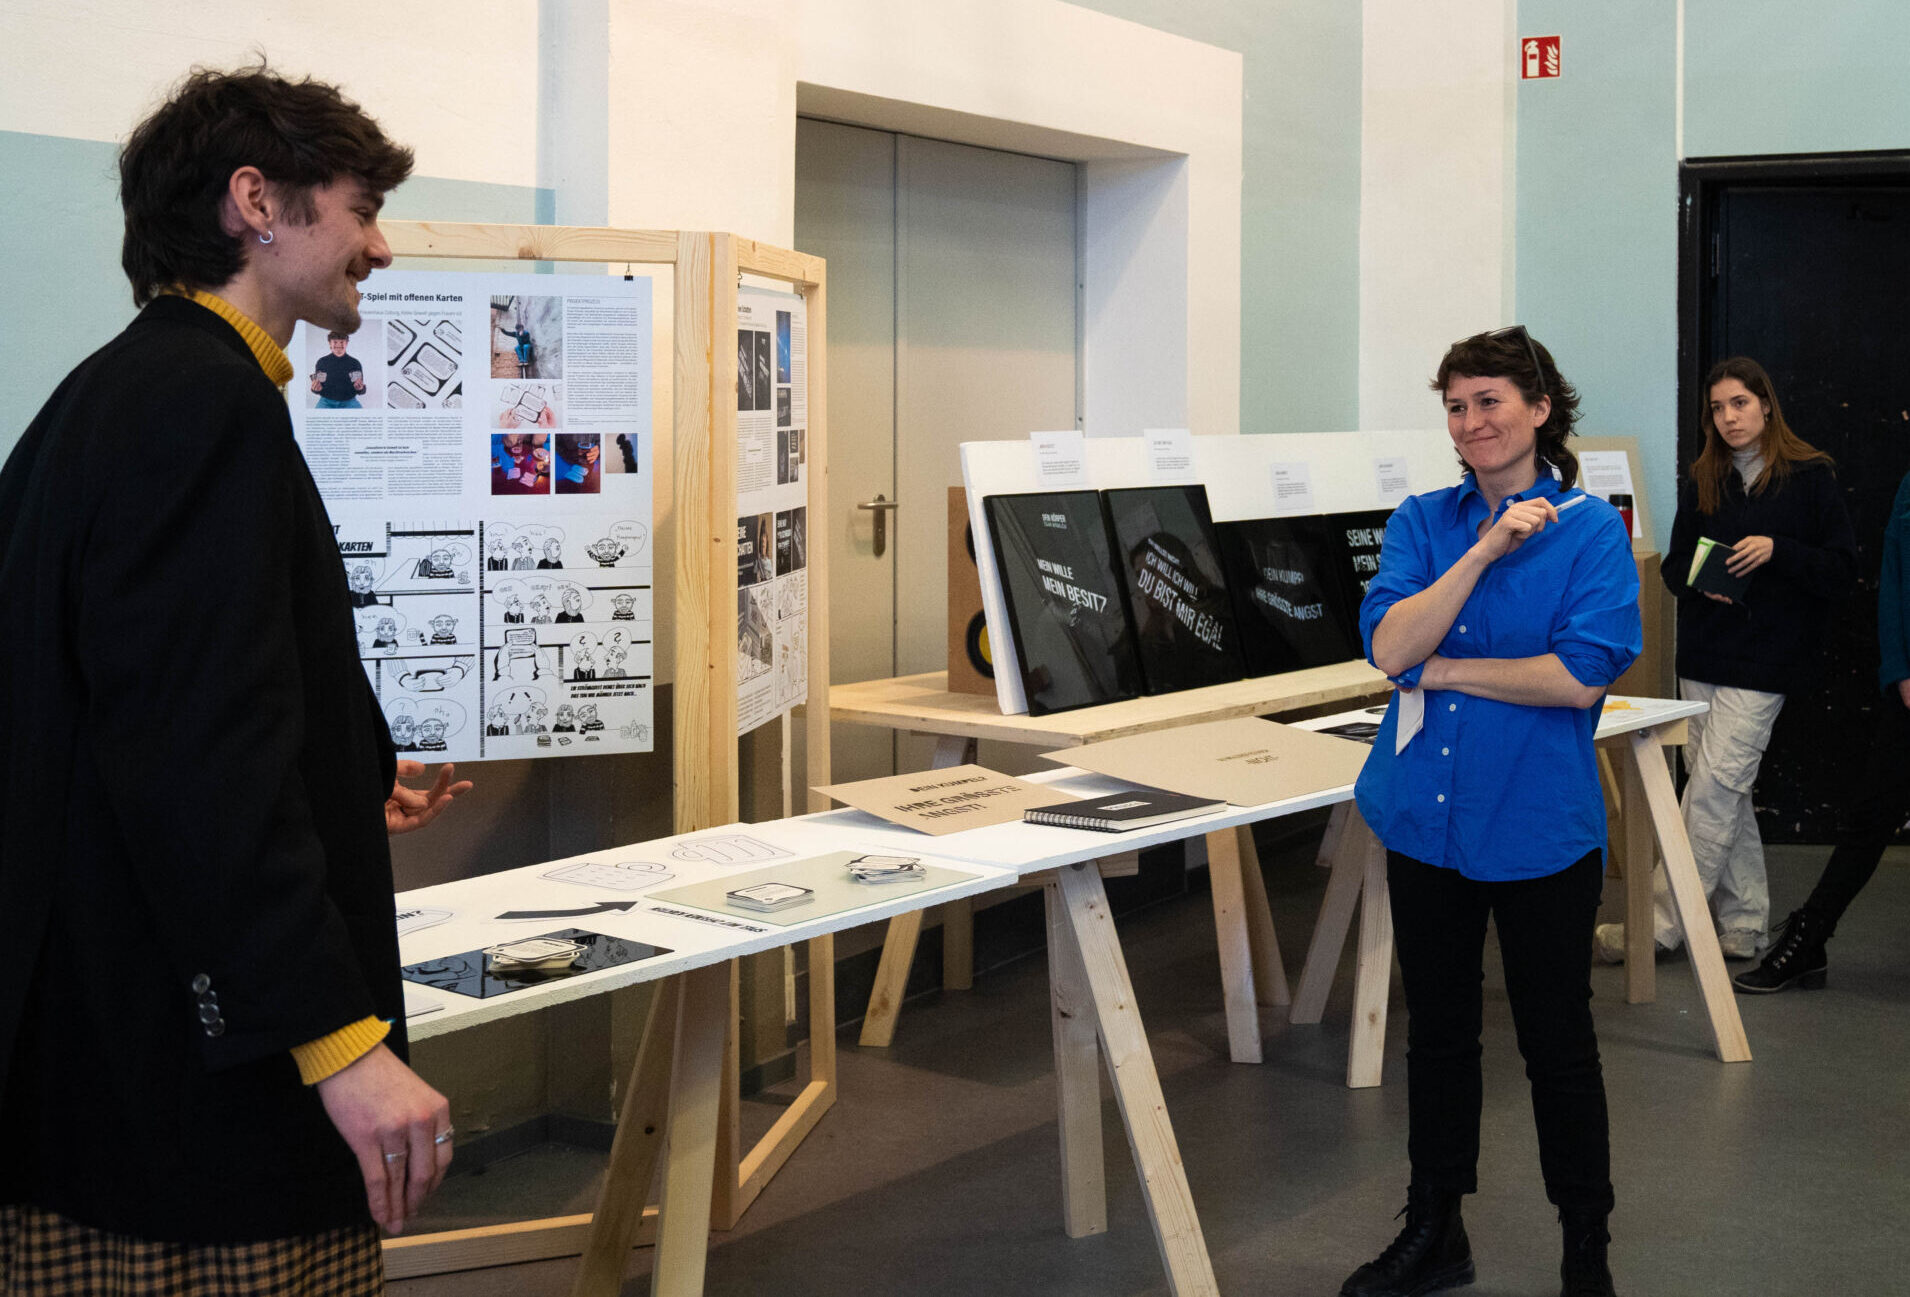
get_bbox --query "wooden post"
[1625,729,1752,1062]
[1290,800,1371,1024]
[1346,831,1394,1089]
[650,963,733,1297]
[1053,862,1218,1296]
[1203,826,1263,1063]
[1620,742,1658,1003]
[570,982,680,1296]
[1233,825,1289,1007]
[1044,883,1108,1238]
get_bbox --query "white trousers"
[1652,678,1785,948]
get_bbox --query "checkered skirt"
[0,1204,384,1296]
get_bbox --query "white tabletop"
[395,696,1703,1039]
[395,823,1016,1040]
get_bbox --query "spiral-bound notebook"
[1023,789,1223,832]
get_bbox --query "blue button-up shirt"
[1353,475,1641,881]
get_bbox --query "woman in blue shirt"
[1341,328,1640,1297]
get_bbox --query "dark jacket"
[1662,460,1857,694]
[0,297,402,1242]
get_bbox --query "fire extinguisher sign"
[1521,36,1562,80]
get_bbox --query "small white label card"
[1143,427,1195,481]
[1031,429,1090,489]
[1374,456,1411,507]
[1269,461,1317,515]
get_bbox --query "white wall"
[0,0,539,187]
[1,0,1241,443]
[1358,0,1516,429]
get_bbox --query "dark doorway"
[1679,152,1910,841]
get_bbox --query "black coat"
[0,297,403,1242]
[1662,460,1857,695]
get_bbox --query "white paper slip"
[396,907,453,937]
[1576,451,1640,538]
[402,983,444,1019]
[1395,687,1425,754]
[1030,429,1090,489]
[1374,457,1411,507]
[1143,428,1195,481]
[1268,462,1317,515]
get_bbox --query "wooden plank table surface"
[830,663,1388,746]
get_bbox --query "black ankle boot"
[1341,1185,1474,1297]
[1559,1210,1616,1297]
[1732,908,1829,994]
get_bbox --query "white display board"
[735,285,811,735]
[290,271,655,761]
[960,430,1460,715]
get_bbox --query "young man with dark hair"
[0,64,469,1294]
[313,329,369,408]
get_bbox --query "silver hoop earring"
[258,230,274,245]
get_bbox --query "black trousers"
[1387,849,1614,1216]
[1803,694,1910,933]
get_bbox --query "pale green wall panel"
[1685,0,1910,157]
[1515,2,1679,549]
[1069,0,1364,433]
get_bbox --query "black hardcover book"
[983,491,1144,715]
[1102,485,1247,693]
[1024,788,1225,832]
[1323,509,1396,628]
[1687,537,1752,600]
[1215,516,1362,675]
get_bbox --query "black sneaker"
[1732,908,1828,994]
[1341,1186,1475,1297]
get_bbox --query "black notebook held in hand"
[1024,788,1224,832]
[1687,537,1752,600]
[984,490,1144,715]
[1102,485,1247,693]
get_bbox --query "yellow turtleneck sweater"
[178,289,390,1085]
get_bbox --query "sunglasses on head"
[1474,324,1547,400]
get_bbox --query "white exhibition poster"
[1577,450,1642,539]
[1373,456,1411,507]
[1143,427,1195,481]
[289,271,655,763]
[736,285,810,736]
[1031,429,1091,489]
[1268,461,1318,515]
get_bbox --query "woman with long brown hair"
[1597,357,1855,963]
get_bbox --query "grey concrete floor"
[391,844,1910,1296]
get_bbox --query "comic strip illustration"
[291,270,655,762]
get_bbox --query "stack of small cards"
[847,854,927,884]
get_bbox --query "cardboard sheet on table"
[649,852,979,927]
[399,928,673,999]
[1046,716,1370,807]
[815,764,1072,835]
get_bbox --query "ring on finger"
[434,1127,455,1145]
[383,1150,408,1164]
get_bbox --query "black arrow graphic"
[495,901,639,921]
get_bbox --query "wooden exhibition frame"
[372,221,833,1282]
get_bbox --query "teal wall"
[1685,0,1910,156]
[0,129,551,459]
[1515,0,1910,552]
[1515,3,1680,549]
[1072,0,1364,434]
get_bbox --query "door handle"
[857,495,899,557]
